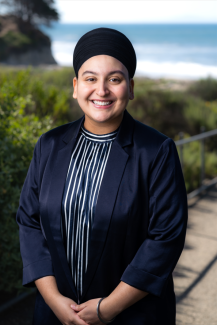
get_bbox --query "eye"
[86,78,95,82]
[110,78,120,82]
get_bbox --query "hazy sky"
[55,1,217,24]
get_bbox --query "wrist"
[99,296,121,321]
[45,291,63,309]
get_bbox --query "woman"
[16,27,188,325]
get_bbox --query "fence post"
[200,126,205,185]
[179,132,184,169]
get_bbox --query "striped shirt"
[61,124,118,301]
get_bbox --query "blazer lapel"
[42,116,85,300]
[81,110,135,301]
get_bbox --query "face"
[73,55,134,131]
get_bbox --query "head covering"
[73,27,137,79]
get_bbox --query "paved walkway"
[173,184,217,325]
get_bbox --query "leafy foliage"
[175,136,217,193]
[0,68,83,124]
[187,77,217,101]
[127,78,217,138]
[0,71,53,294]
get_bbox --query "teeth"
[93,100,112,106]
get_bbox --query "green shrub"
[0,31,31,61]
[0,68,83,125]
[187,77,217,101]
[0,79,53,294]
[184,97,217,135]
[176,134,217,193]
[127,88,189,138]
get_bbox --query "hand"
[71,298,114,325]
[49,294,89,325]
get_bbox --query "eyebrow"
[81,70,126,78]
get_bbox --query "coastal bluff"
[0,15,57,66]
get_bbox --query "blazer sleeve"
[16,135,55,287]
[121,137,188,297]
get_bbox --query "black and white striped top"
[61,124,118,301]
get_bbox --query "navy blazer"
[16,109,188,325]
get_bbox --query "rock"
[0,15,57,66]
[3,46,56,65]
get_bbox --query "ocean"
[41,23,217,80]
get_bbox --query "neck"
[83,112,124,134]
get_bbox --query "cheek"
[77,84,93,100]
[115,85,129,100]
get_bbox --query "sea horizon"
[41,23,217,80]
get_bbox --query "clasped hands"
[70,297,114,325]
[48,292,117,325]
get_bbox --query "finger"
[73,313,89,325]
[71,304,85,311]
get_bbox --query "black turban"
[73,27,137,79]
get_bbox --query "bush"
[0,68,83,126]
[0,78,53,294]
[127,87,189,138]
[127,81,217,139]
[187,77,217,101]
[175,134,217,193]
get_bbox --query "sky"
[55,0,217,24]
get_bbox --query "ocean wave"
[51,41,77,65]
[136,61,217,79]
[51,41,217,79]
[135,43,217,55]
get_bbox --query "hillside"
[0,15,57,65]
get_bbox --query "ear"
[73,77,78,99]
[129,78,134,100]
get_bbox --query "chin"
[92,117,110,124]
[90,113,112,123]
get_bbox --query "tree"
[0,0,59,25]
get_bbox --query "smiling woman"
[72,54,134,133]
[16,27,188,325]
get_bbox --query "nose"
[96,80,110,97]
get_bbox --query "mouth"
[91,100,114,109]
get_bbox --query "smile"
[92,100,113,106]
[91,100,114,109]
